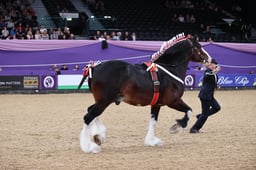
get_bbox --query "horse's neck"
[157,60,189,80]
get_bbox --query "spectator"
[203,25,211,34]
[94,30,101,40]
[102,31,108,39]
[47,28,55,39]
[26,27,34,40]
[116,32,122,40]
[63,26,71,39]
[52,64,61,75]
[61,34,67,40]
[131,32,137,41]
[52,64,58,70]
[73,64,80,71]
[39,24,47,34]
[194,65,201,71]
[1,26,9,39]
[123,31,131,41]
[178,14,185,23]
[61,64,69,70]
[9,26,16,38]
[110,32,119,40]
[15,23,25,34]
[41,30,49,40]
[56,27,64,39]
[98,34,106,41]
[190,14,196,23]
[16,24,26,39]
[34,29,42,40]
[70,33,76,40]
[6,18,15,29]
[207,37,213,42]
[50,30,58,40]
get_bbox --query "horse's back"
[93,60,130,80]
[90,60,154,105]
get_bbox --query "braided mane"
[151,33,188,62]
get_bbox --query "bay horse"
[78,33,210,153]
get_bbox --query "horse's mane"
[151,33,190,62]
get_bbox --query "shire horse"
[78,33,210,153]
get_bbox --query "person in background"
[61,64,69,70]
[190,59,221,133]
[52,64,61,75]
[50,29,59,40]
[34,29,42,40]
[39,24,47,34]
[1,26,9,39]
[123,31,131,40]
[131,32,137,41]
[70,33,76,39]
[73,64,80,71]
[41,30,49,40]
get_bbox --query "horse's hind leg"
[80,102,109,153]
[168,99,192,133]
[144,106,163,146]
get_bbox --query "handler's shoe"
[190,128,200,133]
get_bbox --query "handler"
[190,59,221,133]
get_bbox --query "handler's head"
[211,59,218,65]
[208,58,218,70]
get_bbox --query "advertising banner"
[194,73,256,88]
[0,76,39,90]
[57,75,89,90]
[184,74,195,88]
[40,75,57,90]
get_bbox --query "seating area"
[86,0,250,42]
[41,0,86,35]
[0,0,39,39]
[0,0,253,42]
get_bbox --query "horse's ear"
[186,34,191,39]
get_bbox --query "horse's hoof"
[93,135,102,146]
[170,123,182,134]
[144,136,163,146]
[176,119,187,128]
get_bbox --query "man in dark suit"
[190,59,221,133]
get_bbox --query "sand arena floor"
[0,90,255,170]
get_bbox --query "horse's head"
[189,35,211,64]
[151,33,211,66]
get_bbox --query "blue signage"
[194,74,256,88]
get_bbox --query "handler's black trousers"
[191,97,221,131]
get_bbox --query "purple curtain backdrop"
[0,40,255,75]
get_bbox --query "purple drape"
[0,40,255,74]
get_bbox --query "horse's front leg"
[144,106,163,146]
[168,99,192,133]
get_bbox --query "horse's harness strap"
[156,64,184,84]
[144,62,160,105]
[82,60,102,78]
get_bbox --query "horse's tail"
[78,64,95,90]
[78,75,88,90]
[78,61,101,90]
